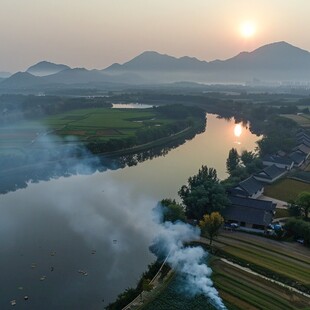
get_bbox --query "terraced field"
[211,258,310,310]
[143,232,310,310]
[212,232,310,289]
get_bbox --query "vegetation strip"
[218,234,310,264]
[220,258,310,299]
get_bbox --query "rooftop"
[263,154,294,165]
[222,196,275,226]
[236,176,264,196]
[254,164,286,180]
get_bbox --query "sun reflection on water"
[234,124,242,137]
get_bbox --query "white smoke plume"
[151,206,227,310]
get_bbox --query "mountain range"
[1,41,310,90]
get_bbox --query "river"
[0,113,260,309]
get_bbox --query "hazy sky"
[1,0,310,72]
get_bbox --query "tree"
[240,150,256,166]
[296,192,310,219]
[288,201,302,217]
[160,199,186,223]
[178,166,229,220]
[284,218,310,245]
[199,212,224,246]
[226,148,240,175]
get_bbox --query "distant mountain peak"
[105,50,207,72]
[27,61,70,76]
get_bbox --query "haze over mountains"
[1,41,310,91]
[27,61,70,76]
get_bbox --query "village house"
[222,195,276,231]
[262,154,294,170]
[289,151,306,167]
[253,164,287,184]
[230,176,264,199]
[293,143,310,159]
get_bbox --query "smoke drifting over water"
[151,206,227,310]
[1,116,226,308]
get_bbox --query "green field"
[264,178,310,201]
[211,258,310,310]
[143,232,310,310]
[213,232,310,286]
[142,275,217,310]
[282,114,310,128]
[0,108,172,155]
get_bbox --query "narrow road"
[259,195,288,208]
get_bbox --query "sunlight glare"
[240,22,256,38]
[234,124,242,137]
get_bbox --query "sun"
[240,21,256,38]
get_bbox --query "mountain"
[43,68,144,85]
[2,41,310,90]
[104,41,310,83]
[105,51,207,72]
[27,61,70,76]
[0,72,47,89]
[0,71,11,78]
[210,41,310,71]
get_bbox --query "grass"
[274,208,290,218]
[264,178,310,202]
[217,244,310,284]
[282,114,310,128]
[0,108,175,155]
[141,274,216,310]
[211,258,310,310]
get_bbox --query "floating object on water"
[77,270,88,276]
[51,267,54,272]
[24,296,29,301]
[31,263,37,269]
[10,300,16,306]
[18,287,23,291]
[50,251,56,256]
[40,276,47,281]
[91,250,96,255]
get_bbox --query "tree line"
[0,94,112,125]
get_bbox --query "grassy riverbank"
[0,105,205,171]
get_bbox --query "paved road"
[259,195,288,209]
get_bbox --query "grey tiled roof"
[254,165,286,180]
[289,151,306,165]
[222,196,275,226]
[263,154,293,165]
[293,144,310,155]
[236,176,264,196]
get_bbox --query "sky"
[1,0,310,72]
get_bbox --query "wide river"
[0,113,260,309]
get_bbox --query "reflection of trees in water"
[0,126,204,195]
[117,125,204,168]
